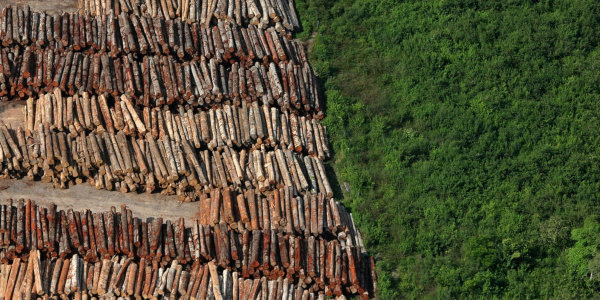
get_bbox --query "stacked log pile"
[77,0,301,31]
[0,7,321,114]
[0,50,320,115]
[0,1,378,298]
[0,199,376,298]
[0,122,332,199]
[194,188,364,243]
[24,91,330,158]
[0,256,330,299]
[0,9,301,58]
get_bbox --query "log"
[207,261,222,300]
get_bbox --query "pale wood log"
[207,261,222,300]
[98,94,114,133]
[89,96,104,133]
[314,158,333,197]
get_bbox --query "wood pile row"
[0,255,351,299]
[0,48,322,115]
[0,122,333,199]
[24,91,330,159]
[195,188,365,245]
[0,199,376,298]
[77,0,301,31]
[0,8,303,61]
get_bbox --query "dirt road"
[0,179,199,222]
[0,0,77,13]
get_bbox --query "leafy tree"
[567,218,600,279]
[295,0,600,297]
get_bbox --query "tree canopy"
[296,0,600,297]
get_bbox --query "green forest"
[295,0,600,298]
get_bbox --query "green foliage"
[567,218,600,277]
[295,0,600,298]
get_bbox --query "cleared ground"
[0,179,199,221]
[0,0,77,13]
[0,100,25,129]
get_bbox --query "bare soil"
[0,0,77,13]
[0,100,25,129]
[0,179,199,222]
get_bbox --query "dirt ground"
[0,179,199,222]
[0,0,77,13]
[0,100,25,129]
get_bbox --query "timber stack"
[23,90,330,158]
[0,199,375,299]
[0,109,332,199]
[77,0,301,31]
[0,8,300,58]
[0,0,377,298]
[0,7,321,115]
